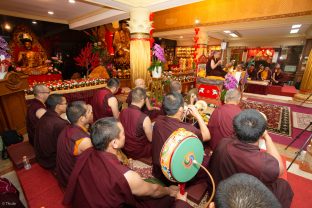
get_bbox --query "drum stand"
[285,122,312,170]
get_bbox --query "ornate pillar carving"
[128,7,152,86]
[197,31,209,58]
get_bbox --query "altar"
[245,80,269,95]
[27,74,62,85]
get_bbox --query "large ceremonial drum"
[160,128,204,183]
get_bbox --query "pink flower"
[16,67,21,72]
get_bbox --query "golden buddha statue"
[113,21,130,67]
[17,33,49,75]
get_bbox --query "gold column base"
[293,91,312,103]
[299,145,312,174]
[150,77,163,100]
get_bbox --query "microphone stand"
[285,122,312,170]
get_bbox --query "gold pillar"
[197,31,209,58]
[293,50,312,103]
[128,8,152,87]
[129,34,151,86]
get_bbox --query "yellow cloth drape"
[130,40,151,87]
[300,49,312,93]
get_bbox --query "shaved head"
[134,78,146,88]
[33,84,49,96]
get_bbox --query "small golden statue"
[16,33,49,75]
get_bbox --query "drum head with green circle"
[171,137,204,182]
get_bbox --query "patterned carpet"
[292,112,312,131]
[240,100,291,137]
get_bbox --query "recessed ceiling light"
[224,30,231,33]
[179,36,183,39]
[32,21,37,24]
[4,23,11,30]
[290,29,299,34]
[195,19,200,24]
[292,24,301,29]
[229,33,238,37]
[68,0,76,3]
[48,11,54,15]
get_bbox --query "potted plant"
[148,44,166,78]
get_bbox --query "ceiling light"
[48,11,54,15]
[224,30,231,33]
[290,29,299,34]
[195,19,200,24]
[69,0,76,3]
[32,21,37,24]
[292,24,301,29]
[229,33,238,37]
[179,36,183,39]
[4,23,11,30]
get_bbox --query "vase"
[152,66,162,78]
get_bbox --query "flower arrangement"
[148,44,166,72]
[0,36,10,59]
[74,42,100,77]
[224,73,238,90]
[45,56,63,74]
[25,78,107,95]
[0,36,11,75]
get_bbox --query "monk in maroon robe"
[90,78,120,121]
[63,117,191,208]
[212,173,282,208]
[120,87,153,159]
[208,89,241,150]
[56,101,93,188]
[26,84,49,145]
[152,93,211,185]
[34,94,69,169]
[126,78,161,120]
[209,109,293,208]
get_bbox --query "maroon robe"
[209,138,294,208]
[152,115,204,185]
[119,105,152,159]
[126,91,162,120]
[0,177,25,207]
[56,125,90,188]
[34,110,69,169]
[63,148,189,208]
[207,104,241,150]
[26,99,46,145]
[90,87,115,121]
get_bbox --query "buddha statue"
[17,33,49,75]
[113,21,130,67]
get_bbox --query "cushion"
[7,142,36,169]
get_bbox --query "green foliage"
[147,60,164,72]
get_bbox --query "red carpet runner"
[288,172,312,208]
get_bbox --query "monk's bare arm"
[143,117,153,142]
[211,59,221,70]
[36,108,47,119]
[263,131,284,176]
[77,138,93,155]
[108,97,120,119]
[187,105,211,141]
[124,171,177,198]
